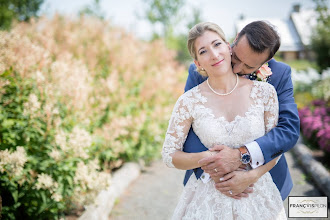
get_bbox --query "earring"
[230,52,232,55]
[201,68,205,71]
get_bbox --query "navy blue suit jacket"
[182,59,300,200]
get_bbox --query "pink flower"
[256,64,272,81]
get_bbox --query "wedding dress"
[162,81,287,220]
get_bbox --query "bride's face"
[194,31,232,77]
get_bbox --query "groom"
[183,21,300,200]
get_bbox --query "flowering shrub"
[0,15,184,219]
[299,99,330,153]
[294,70,330,154]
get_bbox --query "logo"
[288,196,328,218]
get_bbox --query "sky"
[40,0,317,40]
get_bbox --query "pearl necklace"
[206,74,239,96]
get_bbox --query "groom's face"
[231,35,269,75]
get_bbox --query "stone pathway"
[109,150,329,220]
[109,161,184,220]
[283,151,329,220]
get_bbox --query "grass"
[273,56,318,71]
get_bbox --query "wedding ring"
[229,190,233,195]
[214,168,218,173]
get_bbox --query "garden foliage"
[0,15,184,219]
[294,69,330,155]
[299,99,330,152]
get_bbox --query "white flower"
[68,127,92,158]
[28,93,41,111]
[69,127,92,149]
[35,173,54,190]
[55,130,68,152]
[0,149,11,172]
[23,93,41,117]
[52,108,60,115]
[36,70,45,82]
[51,192,63,202]
[0,147,27,176]
[49,149,61,161]
[72,159,111,205]
[13,147,28,166]
[44,103,53,114]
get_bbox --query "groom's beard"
[231,62,247,76]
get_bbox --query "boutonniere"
[249,63,272,82]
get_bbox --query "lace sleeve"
[162,95,193,168]
[264,84,281,164]
[264,85,279,133]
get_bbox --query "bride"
[162,22,287,219]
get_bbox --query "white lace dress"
[162,81,287,220]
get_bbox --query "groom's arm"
[248,64,300,165]
[183,64,208,154]
[184,63,206,92]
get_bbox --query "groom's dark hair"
[235,21,280,62]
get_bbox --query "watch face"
[242,154,251,164]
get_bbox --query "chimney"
[293,4,300,12]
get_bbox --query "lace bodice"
[162,81,278,168]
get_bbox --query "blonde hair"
[187,22,227,76]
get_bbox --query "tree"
[311,0,330,73]
[168,7,203,65]
[0,0,44,29]
[141,1,204,65]
[187,7,203,30]
[79,0,105,20]
[143,0,185,39]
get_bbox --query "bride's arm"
[162,94,209,170]
[171,150,210,170]
[242,156,278,184]
[244,83,280,181]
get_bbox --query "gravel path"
[109,149,329,220]
[109,161,184,220]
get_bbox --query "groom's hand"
[198,145,241,176]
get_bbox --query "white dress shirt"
[245,141,265,168]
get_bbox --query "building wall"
[280,51,299,61]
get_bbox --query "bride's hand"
[214,170,257,199]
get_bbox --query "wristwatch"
[239,146,251,165]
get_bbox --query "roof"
[290,9,317,46]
